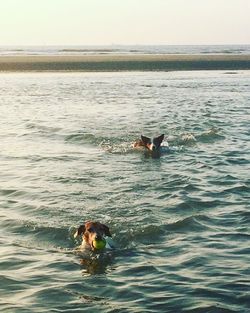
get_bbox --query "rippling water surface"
[1,44,250,56]
[0,71,249,312]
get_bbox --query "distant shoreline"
[0,54,250,72]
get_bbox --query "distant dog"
[133,134,165,156]
[74,221,113,251]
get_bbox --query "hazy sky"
[0,0,249,45]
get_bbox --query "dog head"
[74,221,112,250]
[141,134,164,151]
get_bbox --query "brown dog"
[133,134,165,152]
[74,221,112,250]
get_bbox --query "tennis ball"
[93,239,106,250]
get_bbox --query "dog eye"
[88,227,93,232]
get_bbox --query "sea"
[0,46,250,313]
[0,44,250,56]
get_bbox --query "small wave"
[25,123,62,135]
[59,48,121,54]
[207,174,242,188]
[3,216,74,250]
[66,133,135,154]
[100,140,133,154]
[166,215,214,233]
[65,132,106,146]
[180,133,197,144]
[0,188,22,196]
[112,215,215,247]
[120,224,166,246]
[66,129,223,153]
[183,304,238,313]
[196,128,225,143]
[167,133,197,147]
[65,132,95,143]
[223,184,249,195]
[168,128,224,147]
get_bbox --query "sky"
[0,0,249,46]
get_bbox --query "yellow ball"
[93,239,106,250]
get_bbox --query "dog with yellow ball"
[74,221,115,251]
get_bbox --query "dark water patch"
[0,275,27,292]
[183,183,203,192]
[0,188,23,197]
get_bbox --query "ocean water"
[0,71,249,313]
[1,44,250,56]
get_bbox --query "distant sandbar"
[0,54,250,72]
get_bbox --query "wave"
[196,128,225,143]
[174,305,238,313]
[100,141,134,154]
[65,132,135,154]
[110,214,216,248]
[64,128,225,156]
[26,122,62,133]
[167,128,225,147]
[1,213,74,250]
[59,48,121,54]
[65,132,100,144]
[165,214,214,233]
[1,45,250,56]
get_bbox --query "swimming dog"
[74,221,113,251]
[133,134,165,156]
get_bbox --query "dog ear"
[74,224,85,238]
[156,134,164,144]
[141,135,151,145]
[101,224,112,237]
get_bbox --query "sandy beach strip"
[0,54,250,72]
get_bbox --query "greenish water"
[0,71,249,312]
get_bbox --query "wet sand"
[0,54,250,72]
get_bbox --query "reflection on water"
[80,253,115,276]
